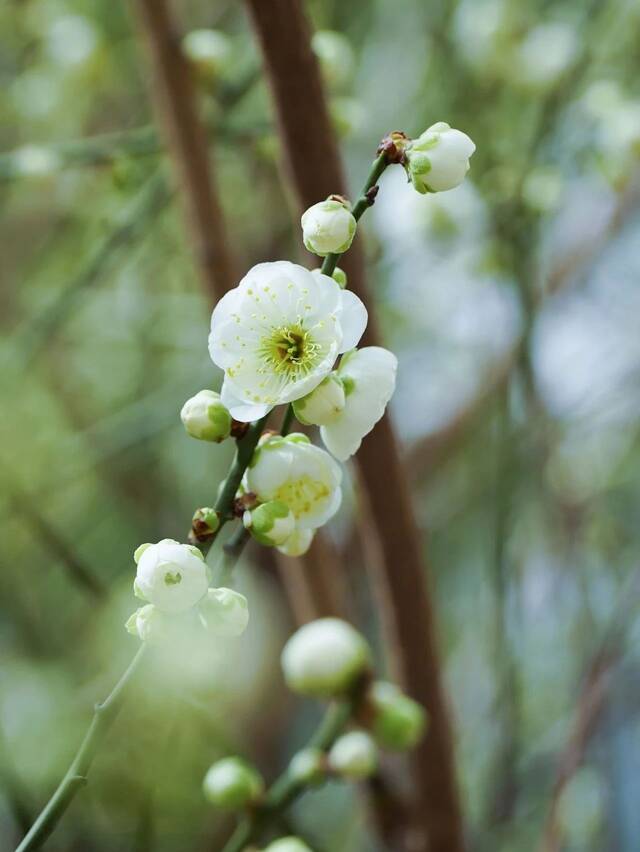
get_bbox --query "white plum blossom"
[294,347,397,461]
[180,389,232,442]
[209,261,367,421]
[133,539,208,613]
[243,500,296,547]
[281,617,371,697]
[198,588,249,637]
[125,604,168,643]
[301,199,357,256]
[406,123,476,193]
[276,528,315,557]
[328,731,378,780]
[245,434,342,537]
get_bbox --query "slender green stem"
[320,153,388,278]
[15,644,149,852]
[222,699,354,852]
[280,404,296,436]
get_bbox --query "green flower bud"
[180,390,232,443]
[182,29,232,82]
[289,747,326,787]
[281,618,371,698]
[264,838,313,852]
[301,198,356,257]
[311,30,355,91]
[328,731,378,780]
[369,681,428,750]
[292,374,346,427]
[331,266,348,288]
[243,500,296,547]
[202,757,264,809]
[190,507,221,543]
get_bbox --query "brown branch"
[131,0,237,302]
[243,2,464,849]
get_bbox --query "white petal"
[321,347,397,460]
[336,289,368,353]
[220,380,271,422]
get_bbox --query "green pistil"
[260,323,321,377]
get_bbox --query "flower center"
[164,570,182,586]
[260,323,321,378]
[273,474,330,518]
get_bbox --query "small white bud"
[202,757,264,809]
[264,838,313,852]
[182,29,233,81]
[301,198,356,256]
[406,123,476,193]
[180,390,232,443]
[133,539,208,613]
[289,747,326,787]
[328,731,378,780]
[281,618,370,698]
[292,374,346,426]
[198,587,249,637]
[125,604,168,643]
[276,528,315,557]
[243,500,296,547]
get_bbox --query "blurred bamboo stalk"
[132,0,237,302]
[242,1,464,850]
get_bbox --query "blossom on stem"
[281,617,370,698]
[406,123,476,193]
[245,434,342,538]
[328,731,378,780]
[180,390,231,442]
[294,347,397,460]
[133,539,208,613]
[209,261,367,421]
[301,198,357,256]
[203,757,264,809]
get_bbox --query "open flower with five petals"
[208,262,367,421]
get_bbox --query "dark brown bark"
[132,0,236,301]
[243,2,464,849]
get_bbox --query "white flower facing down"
[276,528,315,557]
[209,261,367,421]
[406,123,476,193]
[294,347,397,461]
[134,539,208,613]
[301,199,357,257]
[245,435,342,542]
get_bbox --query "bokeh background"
[2,0,640,850]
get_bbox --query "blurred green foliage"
[2,0,640,850]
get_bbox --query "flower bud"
[301,198,356,257]
[328,731,378,780]
[180,390,232,443]
[198,588,249,637]
[264,838,313,852]
[406,123,475,193]
[289,747,326,787]
[292,374,346,426]
[133,539,208,613]
[182,29,232,82]
[369,681,428,750]
[311,266,347,289]
[202,757,264,809]
[243,500,296,547]
[311,30,355,91]
[281,618,370,698]
[125,604,167,643]
[190,507,221,543]
[276,528,315,557]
